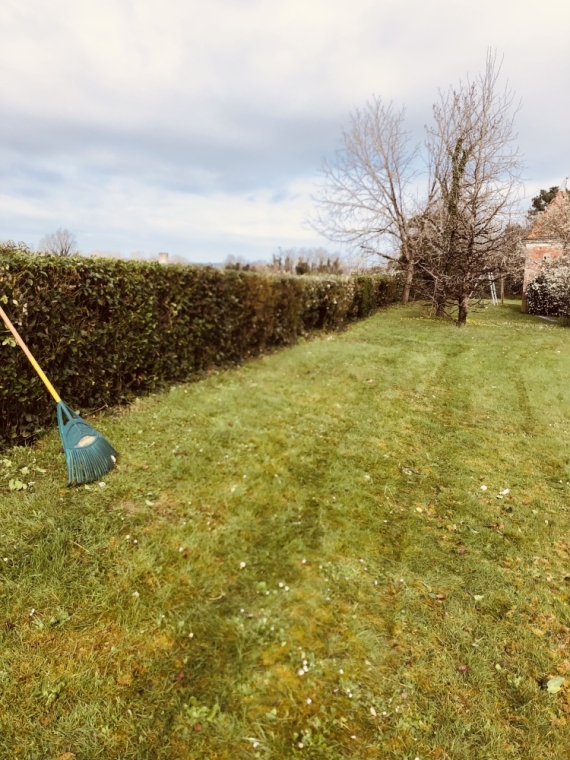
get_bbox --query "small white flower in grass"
[132,591,140,598]
[285,586,289,591]
[29,609,35,616]
[297,743,304,748]
[350,735,356,739]
[188,632,194,638]
[480,485,487,491]
[239,562,246,569]
[306,698,312,704]
[279,582,284,587]
[99,482,106,488]
[3,558,7,562]
[339,668,344,674]
[240,608,245,613]
[348,692,353,698]
[370,706,377,716]
[298,669,305,676]
[126,534,130,540]
[133,539,138,544]
[301,558,306,564]
[230,486,236,493]
[111,455,116,464]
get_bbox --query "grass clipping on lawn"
[2,301,570,758]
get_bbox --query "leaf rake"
[0,304,117,485]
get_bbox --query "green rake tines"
[0,304,118,486]
[57,401,117,485]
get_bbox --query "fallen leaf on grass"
[8,479,27,491]
[547,677,565,694]
[458,665,471,673]
[174,670,185,682]
[193,723,202,732]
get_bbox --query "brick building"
[521,185,569,312]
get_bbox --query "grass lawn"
[3,301,570,759]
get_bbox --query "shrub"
[0,254,398,446]
[526,257,570,317]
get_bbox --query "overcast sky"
[0,0,568,263]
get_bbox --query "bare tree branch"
[310,98,434,303]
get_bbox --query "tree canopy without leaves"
[310,99,429,303]
[38,228,78,257]
[312,51,524,324]
[419,52,523,323]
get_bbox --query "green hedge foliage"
[0,254,398,446]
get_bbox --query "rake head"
[56,401,117,485]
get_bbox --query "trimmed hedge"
[0,254,398,446]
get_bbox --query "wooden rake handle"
[0,304,61,403]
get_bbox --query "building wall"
[521,239,563,312]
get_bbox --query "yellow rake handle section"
[0,304,61,403]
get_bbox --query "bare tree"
[38,228,78,257]
[420,52,524,324]
[311,98,433,303]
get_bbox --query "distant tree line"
[224,248,348,275]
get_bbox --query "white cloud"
[0,0,568,260]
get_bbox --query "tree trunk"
[433,279,446,316]
[401,255,414,304]
[500,274,504,305]
[457,293,469,326]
